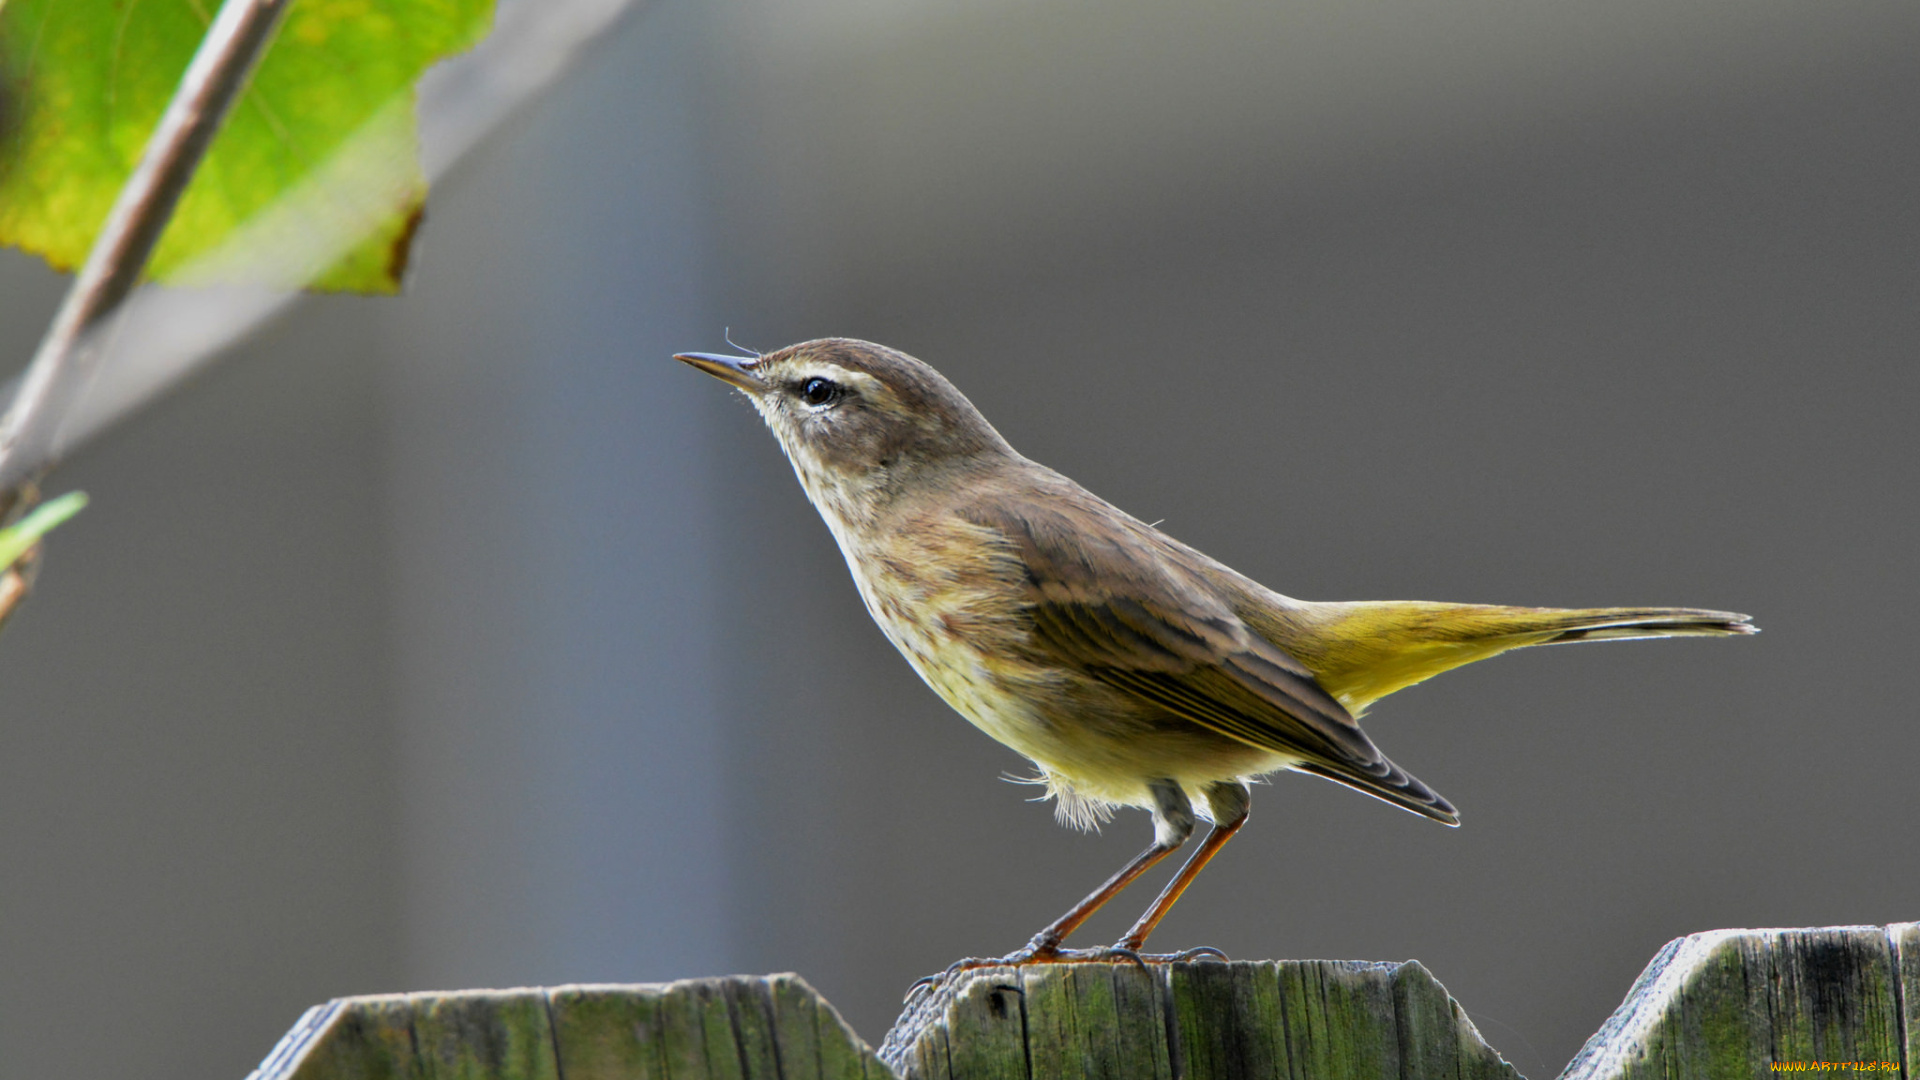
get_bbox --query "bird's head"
[677,338,1014,522]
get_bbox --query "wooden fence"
[245,922,1917,1079]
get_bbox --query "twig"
[0,547,40,634]
[0,0,293,493]
[0,0,644,483]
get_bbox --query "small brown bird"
[678,338,1754,965]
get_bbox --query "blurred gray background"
[2,1,1917,1077]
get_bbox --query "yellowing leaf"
[0,0,494,294]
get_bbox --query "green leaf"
[0,0,494,294]
[0,490,88,571]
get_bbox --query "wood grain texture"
[1561,923,1918,1080]
[243,975,890,1080]
[242,924,1919,1080]
[877,959,1518,1080]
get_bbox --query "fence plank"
[245,975,888,1080]
[877,959,1517,1080]
[1562,923,1917,1080]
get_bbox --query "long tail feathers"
[1302,601,1757,714]
[1531,607,1757,644]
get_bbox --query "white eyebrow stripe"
[790,364,883,396]
[794,363,865,383]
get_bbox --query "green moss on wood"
[882,959,1518,1080]
[248,977,885,1080]
[1563,924,1918,1080]
[245,923,1920,1080]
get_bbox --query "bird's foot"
[1122,943,1230,963]
[1108,935,1231,962]
[902,936,1065,1001]
[904,941,1228,1002]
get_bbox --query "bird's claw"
[1089,944,1150,972]
[1113,943,1230,964]
[905,941,1230,1000]
[904,951,1037,1003]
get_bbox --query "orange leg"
[1115,797,1249,952]
[1024,839,1181,956]
[907,783,1229,1000]
[904,834,1188,999]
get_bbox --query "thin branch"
[0,0,642,488]
[0,560,34,633]
[0,0,293,492]
[0,479,41,633]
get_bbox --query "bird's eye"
[800,377,841,407]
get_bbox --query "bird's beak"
[675,352,766,394]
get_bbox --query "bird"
[676,337,1755,968]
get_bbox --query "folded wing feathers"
[978,491,1465,826]
[1291,761,1460,825]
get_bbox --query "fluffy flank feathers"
[1004,769,1117,832]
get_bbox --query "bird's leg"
[908,781,1204,1004]
[1112,818,1242,952]
[1016,778,1195,960]
[1114,780,1250,954]
[906,834,1183,998]
[1020,839,1179,957]
[905,783,1208,999]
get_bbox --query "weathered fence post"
[878,959,1517,1080]
[246,975,892,1080]
[1563,923,1917,1080]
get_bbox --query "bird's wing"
[961,490,1457,824]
